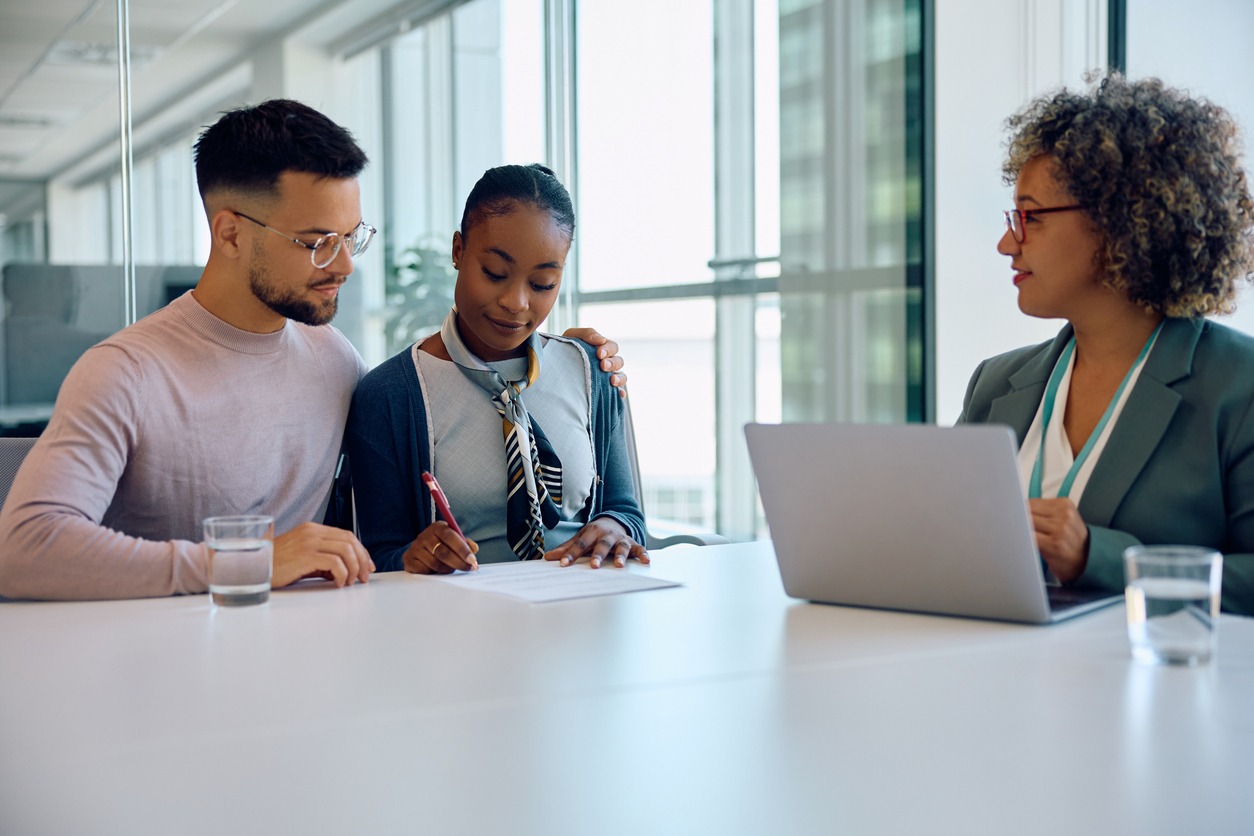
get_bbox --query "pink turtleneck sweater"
[0,291,365,600]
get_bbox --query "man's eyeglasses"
[234,211,376,269]
[1003,205,1085,243]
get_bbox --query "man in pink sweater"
[0,100,623,600]
[0,100,376,599]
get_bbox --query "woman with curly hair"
[959,74,1254,614]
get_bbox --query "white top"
[1,542,1251,836]
[416,337,596,562]
[1016,332,1159,504]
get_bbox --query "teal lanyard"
[1029,322,1163,500]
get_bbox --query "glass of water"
[204,515,274,606]
[1124,545,1222,666]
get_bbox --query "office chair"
[620,392,728,550]
[0,436,36,603]
[0,436,35,512]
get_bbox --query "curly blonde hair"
[1004,74,1254,317]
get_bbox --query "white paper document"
[429,560,681,603]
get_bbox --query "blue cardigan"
[958,317,1254,615]
[346,337,646,571]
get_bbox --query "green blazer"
[958,317,1254,616]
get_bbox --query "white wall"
[934,0,1106,423]
[1126,0,1254,336]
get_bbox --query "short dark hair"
[1004,73,1254,317]
[459,164,575,242]
[193,99,368,202]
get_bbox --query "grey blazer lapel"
[1078,318,1200,527]
[987,326,1074,445]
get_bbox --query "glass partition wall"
[0,1,131,431]
[0,0,929,540]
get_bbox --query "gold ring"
[428,541,441,556]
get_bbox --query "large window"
[367,0,547,364]
[0,0,928,541]
[576,2,716,294]
[573,0,926,538]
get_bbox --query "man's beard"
[248,251,339,326]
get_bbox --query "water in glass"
[1125,576,1215,665]
[208,538,272,606]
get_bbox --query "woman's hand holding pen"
[544,517,649,569]
[402,521,479,574]
[408,471,478,574]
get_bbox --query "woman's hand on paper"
[403,521,479,574]
[1029,498,1090,583]
[545,517,649,569]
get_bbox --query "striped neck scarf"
[440,310,563,560]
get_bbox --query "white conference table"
[1,541,1252,836]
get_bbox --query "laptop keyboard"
[1048,585,1120,612]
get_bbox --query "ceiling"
[0,0,406,193]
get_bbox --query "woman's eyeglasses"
[1003,205,1085,243]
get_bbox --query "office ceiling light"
[46,41,162,68]
[0,116,55,130]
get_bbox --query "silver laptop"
[744,422,1122,624]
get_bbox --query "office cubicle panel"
[0,263,201,421]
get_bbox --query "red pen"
[421,471,465,538]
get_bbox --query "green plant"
[385,239,456,356]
